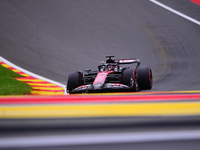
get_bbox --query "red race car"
[67,55,152,93]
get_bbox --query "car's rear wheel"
[122,68,137,91]
[136,66,152,90]
[67,72,83,93]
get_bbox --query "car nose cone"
[93,83,104,89]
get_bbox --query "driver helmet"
[106,64,114,71]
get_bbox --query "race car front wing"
[69,83,131,93]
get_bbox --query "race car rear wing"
[101,56,141,68]
[116,59,140,68]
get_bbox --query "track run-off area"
[1,94,200,118]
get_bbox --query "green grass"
[0,65,32,95]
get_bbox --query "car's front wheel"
[67,71,83,93]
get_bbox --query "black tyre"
[67,72,83,92]
[136,66,152,90]
[122,68,137,91]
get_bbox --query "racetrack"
[1,0,200,91]
[0,0,200,149]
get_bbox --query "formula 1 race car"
[67,55,152,93]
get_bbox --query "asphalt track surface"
[0,0,200,149]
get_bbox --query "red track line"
[30,85,62,87]
[191,0,200,5]
[31,89,65,92]
[16,76,36,79]
[17,72,28,74]
[0,94,200,104]
[20,81,52,84]
[5,67,18,70]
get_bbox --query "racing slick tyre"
[67,71,83,93]
[122,68,137,91]
[136,66,152,90]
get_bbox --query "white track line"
[150,0,200,26]
[0,56,67,94]
[0,130,200,148]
